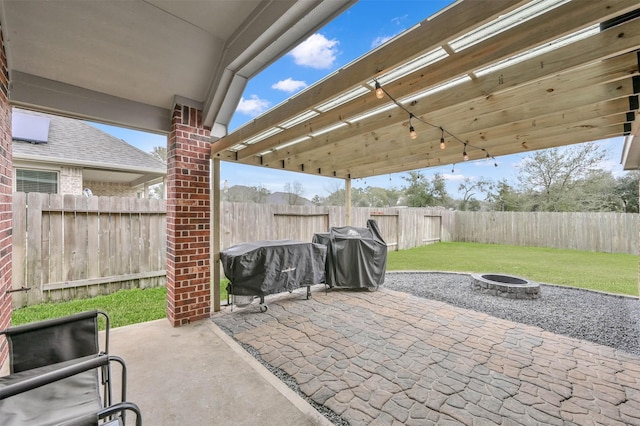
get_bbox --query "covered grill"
[221,240,326,311]
[314,219,387,290]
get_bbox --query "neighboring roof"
[12,109,166,185]
[267,192,314,206]
[211,0,640,180]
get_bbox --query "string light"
[409,114,417,140]
[374,81,384,99]
[372,78,497,167]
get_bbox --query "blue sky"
[90,0,626,200]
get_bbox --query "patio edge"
[204,319,333,426]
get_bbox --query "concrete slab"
[108,318,331,426]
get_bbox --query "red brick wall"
[0,24,12,364]
[166,104,211,326]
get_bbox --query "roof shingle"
[12,109,166,173]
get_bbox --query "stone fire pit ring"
[470,273,540,299]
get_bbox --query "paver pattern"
[213,287,640,425]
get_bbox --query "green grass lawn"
[387,242,638,296]
[11,242,638,328]
[11,280,229,328]
[11,287,168,329]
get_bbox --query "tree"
[284,181,305,205]
[516,142,607,212]
[147,146,167,199]
[487,179,522,211]
[572,170,620,212]
[316,188,344,206]
[401,171,450,207]
[151,146,167,163]
[613,171,640,213]
[457,177,491,211]
[431,173,451,206]
[225,185,270,203]
[319,181,347,206]
[247,185,270,203]
[402,171,432,207]
[362,187,401,207]
[315,184,400,207]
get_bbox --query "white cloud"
[369,14,408,48]
[442,173,466,182]
[236,95,270,117]
[272,78,307,93]
[391,14,408,26]
[371,35,394,49]
[289,33,339,69]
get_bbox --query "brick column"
[0,23,12,365]
[166,104,211,326]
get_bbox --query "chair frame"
[0,311,142,425]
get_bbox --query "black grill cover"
[220,240,327,297]
[314,219,387,289]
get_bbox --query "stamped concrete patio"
[211,285,640,426]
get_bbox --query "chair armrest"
[0,354,109,399]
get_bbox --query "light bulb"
[409,126,417,140]
[463,151,469,161]
[374,82,384,99]
[440,137,446,150]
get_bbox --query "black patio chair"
[0,310,141,425]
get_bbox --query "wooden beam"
[212,158,221,312]
[345,178,352,226]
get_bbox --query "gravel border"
[384,271,640,357]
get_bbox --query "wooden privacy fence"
[12,193,166,307]
[218,203,453,250]
[454,211,638,255]
[11,197,448,307]
[10,194,638,308]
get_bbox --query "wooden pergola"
[212,0,639,177]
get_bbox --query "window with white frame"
[16,169,58,194]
